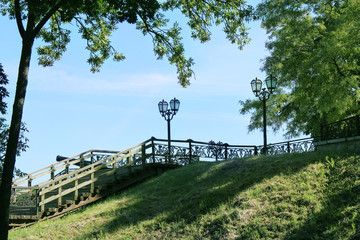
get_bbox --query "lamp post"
[158,98,180,162]
[250,75,277,154]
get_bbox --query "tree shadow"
[285,155,360,240]
[78,152,324,239]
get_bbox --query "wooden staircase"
[9,138,186,228]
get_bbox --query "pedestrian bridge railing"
[9,136,314,227]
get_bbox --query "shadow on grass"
[79,152,323,239]
[286,155,360,240]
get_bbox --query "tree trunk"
[0,34,34,239]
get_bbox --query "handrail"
[320,115,360,141]
[36,139,154,211]
[152,137,257,148]
[12,149,118,187]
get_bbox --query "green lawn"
[9,152,360,239]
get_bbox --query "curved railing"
[10,136,315,223]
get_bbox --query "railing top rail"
[151,137,257,148]
[324,115,359,127]
[12,149,92,184]
[267,137,314,146]
[32,139,153,189]
[11,142,152,186]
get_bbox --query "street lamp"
[158,98,180,162]
[250,75,277,154]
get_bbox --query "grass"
[9,151,360,239]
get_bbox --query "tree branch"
[138,14,176,54]
[32,0,64,38]
[14,0,25,38]
[333,58,345,77]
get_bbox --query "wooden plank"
[11,149,108,185]
[36,144,152,209]
[9,215,39,220]
[40,178,94,206]
[39,167,126,206]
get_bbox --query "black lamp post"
[250,75,277,154]
[158,98,180,162]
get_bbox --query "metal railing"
[320,115,360,141]
[263,137,315,155]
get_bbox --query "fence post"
[58,185,63,206]
[287,141,291,153]
[80,154,84,168]
[142,144,146,166]
[91,164,95,195]
[151,137,156,163]
[225,144,228,160]
[65,161,69,174]
[74,172,79,201]
[28,175,32,187]
[254,146,258,156]
[50,166,55,180]
[188,139,192,165]
[90,151,94,164]
[36,189,40,216]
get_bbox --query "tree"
[0,0,254,237]
[0,122,29,180]
[0,63,29,181]
[240,0,360,138]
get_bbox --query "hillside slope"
[9,152,360,239]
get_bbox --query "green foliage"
[1,0,255,86]
[0,64,28,179]
[240,0,360,138]
[0,63,9,115]
[9,152,360,239]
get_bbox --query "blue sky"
[0,5,296,174]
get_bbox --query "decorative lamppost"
[158,98,180,162]
[250,75,277,154]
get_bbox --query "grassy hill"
[9,152,360,239]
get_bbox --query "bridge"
[9,137,314,228]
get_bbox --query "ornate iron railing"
[149,137,314,162]
[260,138,315,155]
[320,115,360,141]
[150,138,257,162]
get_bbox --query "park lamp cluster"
[158,98,180,121]
[251,75,277,101]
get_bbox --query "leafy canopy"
[240,0,360,138]
[1,0,254,87]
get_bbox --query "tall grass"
[9,151,360,239]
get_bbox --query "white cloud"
[28,66,177,97]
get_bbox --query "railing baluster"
[58,185,62,206]
[225,144,228,160]
[50,166,55,180]
[28,175,32,187]
[75,172,79,201]
[151,137,156,163]
[188,139,192,165]
[287,141,291,153]
[142,144,146,166]
[91,164,95,195]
